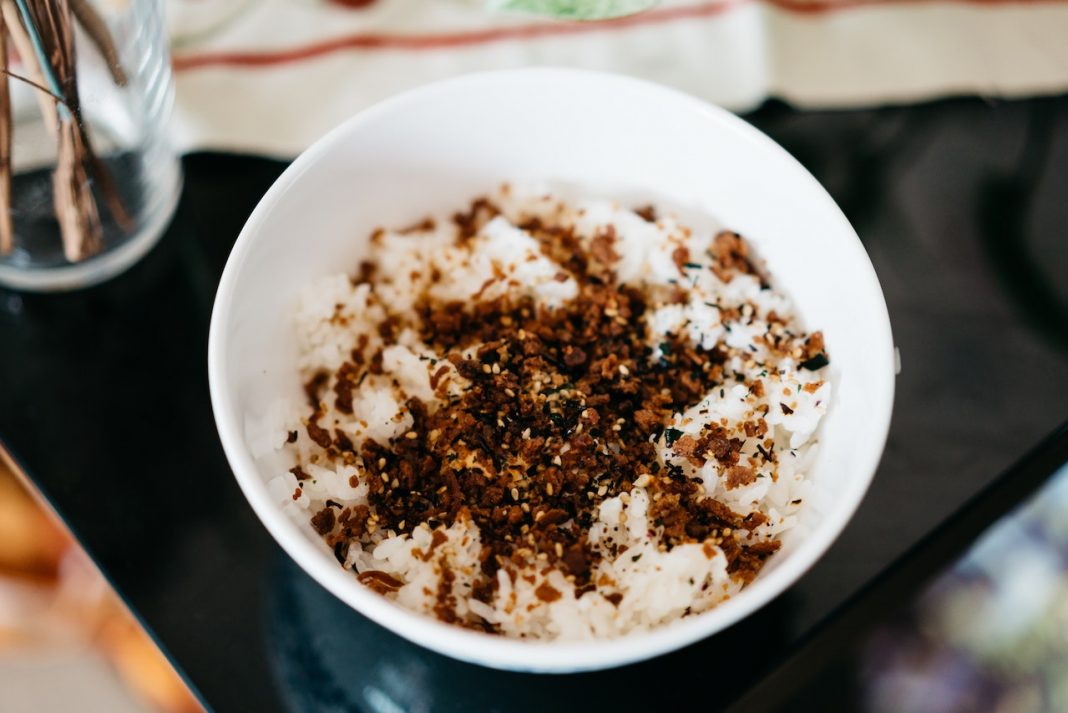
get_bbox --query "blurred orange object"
[0,451,203,713]
[0,456,67,580]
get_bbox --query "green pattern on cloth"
[487,0,659,20]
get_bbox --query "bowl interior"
[209,69,894,672]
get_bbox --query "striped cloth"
[167,0,1068,156]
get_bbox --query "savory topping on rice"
[263,187,830,639]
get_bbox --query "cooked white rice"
[254,186,830,640]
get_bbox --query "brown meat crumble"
[294,195,829,631]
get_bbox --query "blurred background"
[860,464,1068,713]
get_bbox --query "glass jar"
[0,0,181,291]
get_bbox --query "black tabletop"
[2,94,1068,713]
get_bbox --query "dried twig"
[69,0,126,86]
[0,14,12,255]
[1,0,58,136]
[46,0,132,237]
[0,68,65,101]
[52,123,97,260]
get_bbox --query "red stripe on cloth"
[172,0,1068,72]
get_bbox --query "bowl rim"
[208,66,896,673]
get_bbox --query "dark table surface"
[2,94,1068,713]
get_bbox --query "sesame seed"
[554,542,563,557]
[404,431,418,439]
[482,364,492,374]
[552,455,562,466]
[546,483,554,495]
[511,488,519,500]
[619,364,630,376]
[377,458,386,468]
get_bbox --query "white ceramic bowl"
[208,68,895,673]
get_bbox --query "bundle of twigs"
[0,0,128,261]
